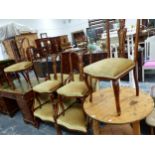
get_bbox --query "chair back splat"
[118,19,127,57]
[106,19,111,58]
[134,19,140,64]
[69,51,85,81]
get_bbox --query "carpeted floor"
[0,73,155,135]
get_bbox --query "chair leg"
[150,127,154,135]
[84,74,93,102]
[34,93,42,108]
[50,95,62,135]
[112,80,121,116]
[142,67,144,82]
[32,66,39,83]
[22,70,32,88]
[5,72,15,89]
[15,72,21,83]
[58,95,65,115]
[21,71,30,85]
[133,66,139,96]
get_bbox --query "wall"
[0,19,67,37]
[0,19,136,40]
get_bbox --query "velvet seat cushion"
[4,61,32,72]
[34,98,76,123]
[57,104,87,133]
[84,58,135,80]
[33,80,61,93]
[57,81,88,97]
[145,108,155,127]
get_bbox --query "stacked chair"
[3,38,39,89]
[32,49,73,134]
[56,51,90,134]
[32,47,97,134]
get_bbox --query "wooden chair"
[84,19,140,116]
[3,38,39,89]
[55,50,97,134]
[32,50,73,134]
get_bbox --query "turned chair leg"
[112,80,121,116]
[133,66,139,96]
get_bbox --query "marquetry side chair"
[32,50,74,134]
[84,19,140,116]
[55,50,97,134]
[3,38,39,89]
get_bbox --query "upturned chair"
[3,38,39,89]
[32,49,73,134]
[84,19,140,116]
[55,50,97,134]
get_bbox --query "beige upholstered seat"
[34,98,76,123]
[57,81,88,97]
[33,73,70,93]
[84,58,135,80]
[33,80,61,93]
[57,104,87,133]
[4,61,32,72]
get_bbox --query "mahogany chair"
[32,50,74,134]
[55,50,97,134]
[3,38,39,89]
[84,19,140,116]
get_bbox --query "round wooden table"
[83,87,154,135]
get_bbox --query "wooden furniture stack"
[3,33,38,60]
[35,35,71,52]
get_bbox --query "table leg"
[150,127,154,135]
[132,121,141,135]
[92,119,100,135]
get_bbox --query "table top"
[83,87,154,124]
